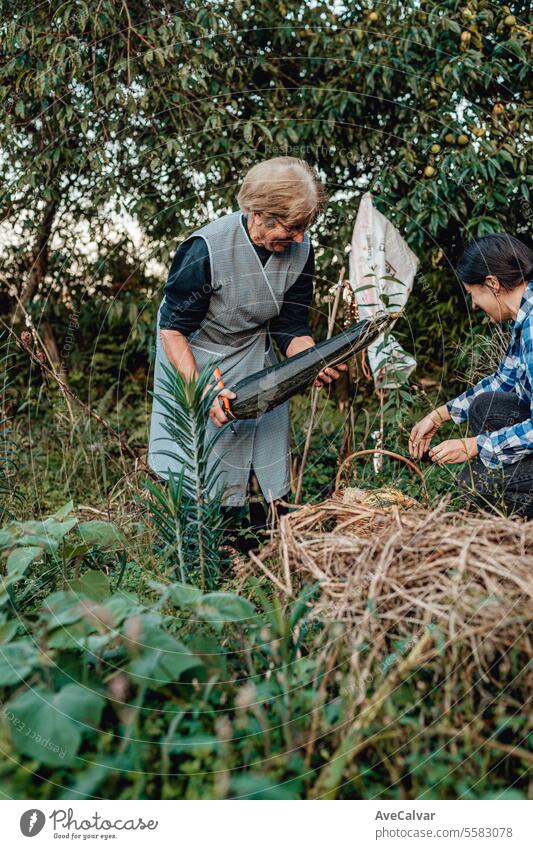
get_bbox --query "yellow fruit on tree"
[457,134,469,146]
[504,15,516,26]
[460,31,471,43]
[368,11,379,22]
[445,133,455,144]
[430,143,441,153]
[472,126,485,137]
[424,166,436,178]
[493,102,505,115]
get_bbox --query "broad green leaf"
[197,592,256,630]
[0,640,39,686]
[53,501,75,521]
[0,530,14,549]
[6,546,42,579]
[0,616,18,643]
[15,518,77,547]
[70,569,111,602]
[77,521,126,551]
[40,518,78,539]
[0,576,17,608]
[169,582,203,608]
[15,534,59,551]
[127,623,202,686]
[230,773,303,800]
[63,541,91,561]
[6,684,105,767]
[41,592,86,628]
[105,593,143,626]
[48,619,99,651]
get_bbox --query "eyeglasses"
[263,213,307,238]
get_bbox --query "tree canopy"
[0,0,531,360]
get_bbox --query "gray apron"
[148,212,310,506]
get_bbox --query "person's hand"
[209,388,236,428]
[409,410,444,459]
[429,437,478,465]
[314,362,349,389]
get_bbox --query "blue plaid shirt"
[446,280,533,469]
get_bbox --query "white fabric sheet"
[349,192,418,389]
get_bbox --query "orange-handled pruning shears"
[213,367,237,435]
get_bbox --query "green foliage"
[143,366,232,589]
[168,581,256,632]
[0,500,126,609]
[8,684,106,768]
[76,520,126,551]
[290,384,460,506]
[1,0,530,337]
[0,536,529,799]
[0,0,530,802]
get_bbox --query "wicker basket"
[334,448,429,508]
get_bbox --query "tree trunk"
[15,200,62,370]
[19,200,57,305]
[40,319,61,370]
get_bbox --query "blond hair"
[237,157,327,229]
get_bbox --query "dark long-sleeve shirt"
[159,214,314,355]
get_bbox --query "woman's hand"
[209,388,236,428]
[285,336,349,389]
[314,362,349,389]
[429,437,478,465]
[409,409,447,459]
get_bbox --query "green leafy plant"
[1,563,528,800]
[1,0,530,803]
[0,500,126,610]
[2,0,530,367]
[143,365,232,589]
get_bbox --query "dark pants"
[221,470,290,553]
[458,392,533,519]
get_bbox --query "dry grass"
[234,495,533,797]
[240,496,533,655]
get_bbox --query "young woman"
[409,234,533,519]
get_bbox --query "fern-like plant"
[143,364,232,589]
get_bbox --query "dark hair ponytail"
[456,234,533,290]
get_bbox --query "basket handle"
[334,449,429,505]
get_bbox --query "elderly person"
[148,157,346,526]
[409,234,533,519]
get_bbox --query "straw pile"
[233,495,533,797]
[239,496,533,674]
